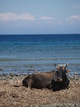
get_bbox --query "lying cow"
[22,64,70,91]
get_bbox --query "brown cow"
[22,64,70,90]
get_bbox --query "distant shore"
[0,73,80,107]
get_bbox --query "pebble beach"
[0,73,80,107]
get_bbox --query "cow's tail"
[22,76,29,87]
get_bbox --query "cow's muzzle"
[57,77,63,82]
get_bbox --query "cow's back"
[31,71,55,88]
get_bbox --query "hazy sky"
[0,0,80,34]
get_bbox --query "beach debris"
[33,69,37,74]
[74,72,79,80]
[0,91,6,97]
[0,67,4,71]
[0,68,3,71]
[10,72,15,77]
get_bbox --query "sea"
[0,34,80,75]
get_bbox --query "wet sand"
[0,74,80,107]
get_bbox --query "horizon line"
[0,33,80,35]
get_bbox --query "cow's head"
[54,64,69,82]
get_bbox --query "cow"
[22,64,70,91]
[22,71,58,89]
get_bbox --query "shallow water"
[0,34,80,74]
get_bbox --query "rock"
[0,68,3,71]
[10,72,15,77]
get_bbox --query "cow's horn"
[54,64,58,68]
[65,64,67,68]
[54,63,67,68]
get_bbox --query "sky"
[0,0,80,34]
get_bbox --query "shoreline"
[0,72,80,80]
[0,58,80,75]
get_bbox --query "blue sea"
[0,34,80,74]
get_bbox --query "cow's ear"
[54,64,57,68]
[66,70,70,73]
[62,67,65,70]
[65,64,67,68]
[54,64,59,69]
[57,66,60,70]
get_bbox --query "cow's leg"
[27,84,31,90]
[27,79,32,90]
[27,83,31,93]
[47,83,52,89]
